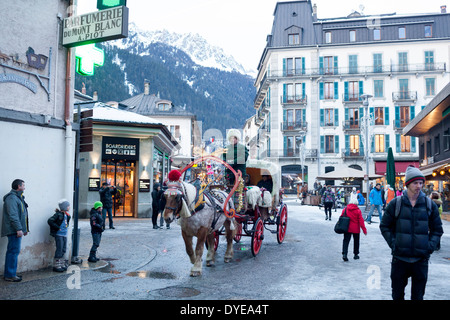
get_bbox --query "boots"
[53,258,65,272]
[342,254,349,262]
[88,252,99,263]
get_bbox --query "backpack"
[394,195,432,218]
[323,191,334,203]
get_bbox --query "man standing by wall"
[1,179,29,282]
[380,166,443,300]
[99,182,117,230]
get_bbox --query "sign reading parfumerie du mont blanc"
[62,6,129,47]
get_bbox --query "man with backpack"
[380,166,443,300]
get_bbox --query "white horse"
[163,181,235,277]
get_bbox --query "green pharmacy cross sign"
[75,44,104,76]
[97,0,127,10]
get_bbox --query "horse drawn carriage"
[163,155,287,276]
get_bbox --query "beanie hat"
[58,199,70,211]
[168,169,182,182]
[94,201,103,210]
[404,166,425,186]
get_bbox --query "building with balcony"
[251,0,450,191]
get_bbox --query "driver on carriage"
[222,129,249,186]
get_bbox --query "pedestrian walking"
[99,181,117,230]
[341,199,367,261]
[152,183,163,229]
[385,184,395,205]
[366,183,383,224]
[380,166,443,300]
[88,201,104,263]
[349,187,358,204]
[2,179,29,282]
[430,191,443,251]
[47,199,71,272]
[357,190,365,205]
[321,186,335,221]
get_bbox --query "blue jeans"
[367,204,383,222]
[102,207,113,228]
[54,235,67,259]
[4,235,22,278]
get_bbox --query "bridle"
[164,187,184,216]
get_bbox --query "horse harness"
[165,181,227,230]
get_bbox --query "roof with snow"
[76,101,163,125]
[120,93,196,118]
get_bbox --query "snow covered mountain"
[111,23,255,76]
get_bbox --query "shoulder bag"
[334,207,350,234]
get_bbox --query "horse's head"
[163,184,184,224]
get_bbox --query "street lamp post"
[360,94,372,208]
[297,130,307,189]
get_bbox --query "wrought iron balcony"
[342,120,361,132]
[280,121,308,132]
[393,119,410,131]
[342,93,362,103]
[392,91,417,102]
[280,95,307,105]
[341,148,364,160]
[269,148,318,159]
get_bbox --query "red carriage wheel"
[233,222,242,243]
[277,204,288,244]
[251,218,264,256]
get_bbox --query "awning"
[375,161,420,175]
[420,159,450,178]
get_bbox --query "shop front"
[77,103,179,219]
[101,137,139,217]
[375,161,420,189]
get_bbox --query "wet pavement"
[0,196,449,302]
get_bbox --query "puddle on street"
[95,263,121,275]
[126,270,177,279]
[154,286,201,298]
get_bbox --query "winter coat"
[322,189,335,204]
[99,186,117,209]
[89,208,104,234]
[369,188,383,205]
[1,190,29,237]
[385,188,395,204]
[349,191,358,204]
[151,183,164,211]
[341,204,367,234]
[357,192,365,205]
[48,209,71,237]
[223,142,249,177]
[380,191,443,260]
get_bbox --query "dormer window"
[158,102,171,111]
[288,33,300,45]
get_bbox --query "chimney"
[441,5,447,13]
[93,91,98,101]
[144,80,150,95]
[81,82,86,95]
[312,3,317,21]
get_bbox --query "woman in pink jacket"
[341,199,367,261]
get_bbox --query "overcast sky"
[76,0,448,72]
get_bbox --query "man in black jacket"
[99,182,117,230]
[380,166,443,300]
